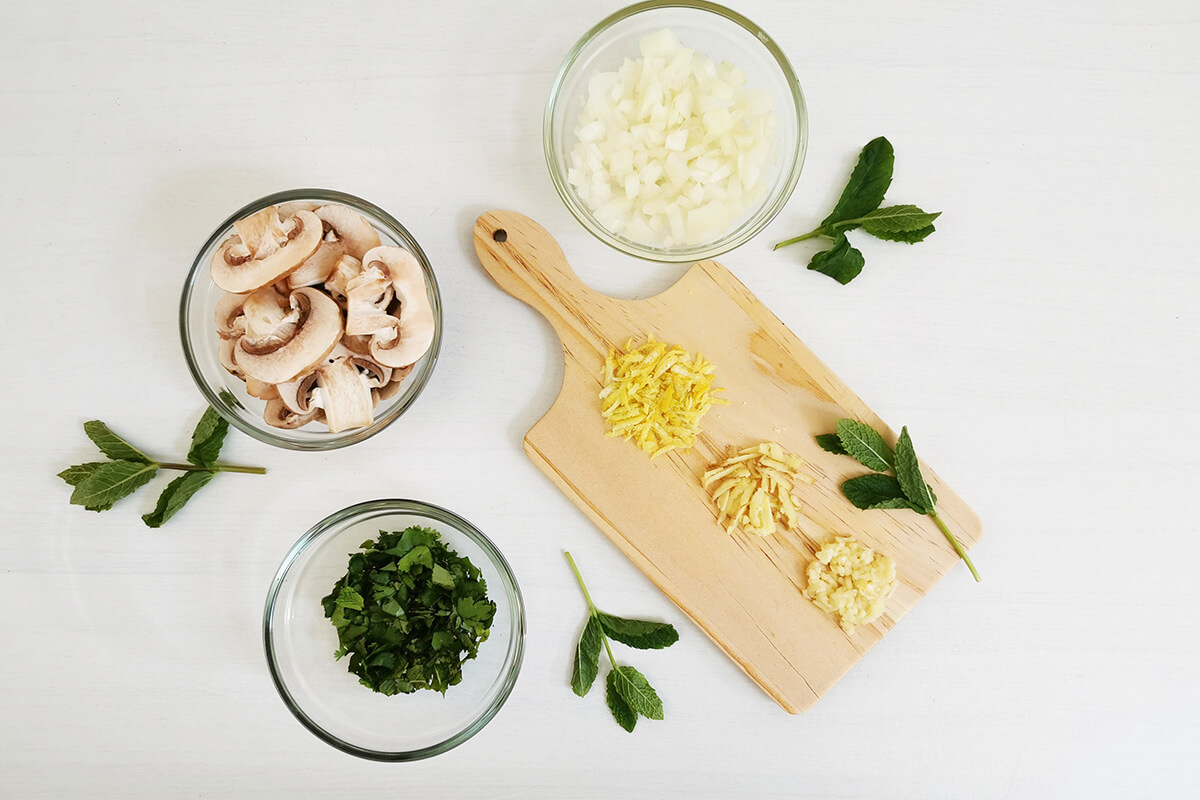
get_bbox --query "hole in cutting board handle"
[492,229,507,243]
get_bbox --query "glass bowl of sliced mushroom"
[180,189,442,450]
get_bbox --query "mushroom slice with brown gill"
[241,286,298,346]
[359,246,436,369]
[373,363,414,404]
[215,292,248,340]
[210,206,322,294]
[314,204,381,260]
[234,287,343,384]
[264,397,320,429]
[218,337,242,377]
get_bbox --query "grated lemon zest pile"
[803,536,897,634]
[600,336,727,458]
[703,441,813,536]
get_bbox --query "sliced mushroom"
[349,353,392,387]
[245,378,279,401]
[373,364,413,404]
[341,332,373,356]
[325,254,363,303]
[276,200,320,218]
[275,369,321,414]
[360,246,436,369]
[344,264,397,338]
[313,357,375,433]
[218,337,241,376]
[287,232,345,289]
[210,207,322,294]
[315,204,381,260]
[234,287,343,384]
[241,286,298,345]
[215,292,248,340]
[264,398,320,429]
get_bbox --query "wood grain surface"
[474,210,982,713]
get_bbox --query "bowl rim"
[543,0,808,263]
[178,188,443,451]
[262,498,526,762]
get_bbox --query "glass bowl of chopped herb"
[263,499,525,761]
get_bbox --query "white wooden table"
[2,1,1197,796]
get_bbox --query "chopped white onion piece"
[568,29,776,248]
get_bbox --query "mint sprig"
[58,408,265,527]
[566,552,678,732]
[818,419,979,582]
[774,137,940,284]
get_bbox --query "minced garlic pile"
[600,337,726,457]
[703,442,813,536]
[803,536,897,634]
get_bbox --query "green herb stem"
[600,629,619,670]
[929,510,980,582]
[565,551,599,613]
[772,229,828,250]
[157,461,266,475]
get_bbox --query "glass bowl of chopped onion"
[179,188,443,452]
[545,0,807,262]
[263,499,526,761]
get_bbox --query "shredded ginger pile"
[803,536,897,634]
[600,337,726,457]
[703,442,813,536]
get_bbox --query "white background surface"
[2,0,1197,797]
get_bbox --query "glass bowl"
[179,188,443,451]
[263,499,525,761]
[544,0,807,263]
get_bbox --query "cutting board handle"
[473,210,605,354]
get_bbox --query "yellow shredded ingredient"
[803,536,897,634]
[600,336,727,458]
[703,442,813,536]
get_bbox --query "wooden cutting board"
[473,210,982,713]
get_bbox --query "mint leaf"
[596,613,679,650]
[141,471,215,528]
[872,224,936,243]
[850,205,940,236]
[335,586,364,611]
[431,563,456,589]
[69,460,158,511]
[605,669,638,732]
[83,420,152,463]
[808,234,865,285]
[894,426,936,514]
[57,462,109,487]
[611,665,664,721]
[835,418,893,472]
[397,545,433,571]
[187,407,228,467]
[815,433,847,455]
[572,616,603,697]
[841,474,917,510]
[820,136,894,231]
